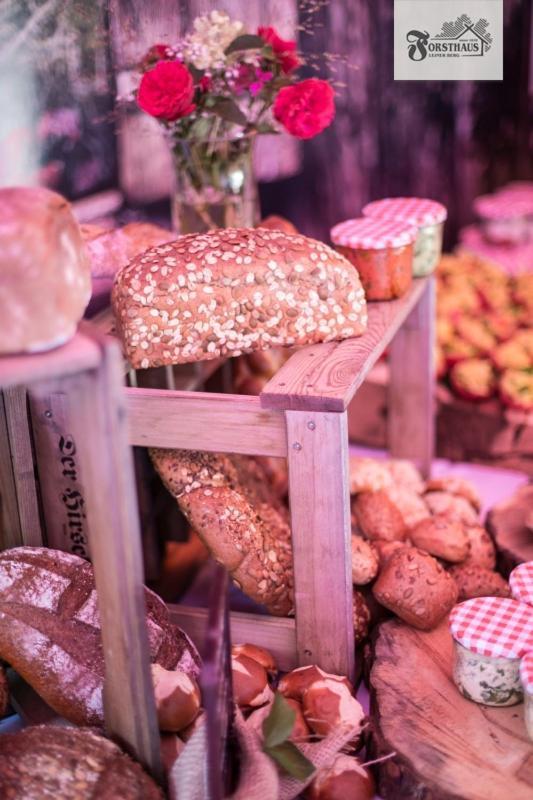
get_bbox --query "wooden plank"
[260,278,429,412]
[0,333,101,391]
[3,388,43,548]
[126,388,287,457]
[388,278,435,478]
[285,410,354,679]
[66,332,162,779]
[168,604,298,672]
[0,393,23,549]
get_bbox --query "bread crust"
[352,491,408,542]
[0,547,200,725]
[448,565,510,601]
[112,227,367,368]
[410,515,469,563]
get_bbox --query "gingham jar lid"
[362,197,448,227]
[473,193,533,219]
[449,597,533,659]
[520,651,533,693]
[330,217,418,250]
[509,562,533,606]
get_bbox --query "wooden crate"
[0,276,434,773]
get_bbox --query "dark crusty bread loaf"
[0,725,163,799]
[0,547,200,725]
[150,449,294,616]
[112,227,367,369]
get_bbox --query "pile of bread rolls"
[231,643,375,800]
[349,457,510,630]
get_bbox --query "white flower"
[183,11,244,70]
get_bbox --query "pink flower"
[137,61,196,121]
[234,64,273,96]
[140,43,173,72]
[199,75,212,92]
[273,78,335,139]
[258,26,300,74]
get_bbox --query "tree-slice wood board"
[368,619,533,800]
[486,484,533,576]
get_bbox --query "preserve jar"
[362,197,447,277]
[509,561,533,606]
[449,596,533,706]
[520,652,533,741]
[330,217,417,301]
[473,192,533,245]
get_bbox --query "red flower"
[258,26,299,74]
[137,61,196,122]
[273,79,335,140]
[140,43,172,72]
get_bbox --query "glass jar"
[452,640,522,706]
[520,653,533,741]
[170,134,259,234]
[330,217,417,301]
[362,197,447,277]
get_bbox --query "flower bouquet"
[135,10,336,233]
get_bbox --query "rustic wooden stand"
[0,276,434,772]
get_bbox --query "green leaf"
[210,97,248,126]
[188,65,205,83]
[265,741,315,781]
[224,34,265,55]
[255,123,279,135]
[262,692,296,748]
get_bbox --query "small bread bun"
[410,515,469,563]
[306,754,375,800]
[424,491,478,526]
[232,653,273,708]
[257,215,298,235]
[352,490,408,542]
[462,525,496,570]
[151,664,201,732]
[232,643,277,674]
[159,733,185,772]
[372,539,408,567]
[247,696,311,743]
[278,665,352,702]
[302,679,365,740]
[425,476,481,511]
[353,589,371,643]
[351,536,379,585]
[348,457,392,494]
[448,565,510,601]
[384,485,430,529]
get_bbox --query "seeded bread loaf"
[0,725,164,799]
[112,227,367,369]
[0,547,200,725]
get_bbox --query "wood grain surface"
[261,278,428,412]
[126,387,287,457]
[0,333,100,391]
[486,485,533,577]
[369,619,533,800]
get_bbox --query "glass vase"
[171,134,259,234]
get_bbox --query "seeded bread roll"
[462,525,496,570]
[352,490,408,542]
[372,547,458,630]
[0,547,200,726]
[448,565,510,601]
[410,515,469,563]
[112,227,367,369]
[0,725,164,799]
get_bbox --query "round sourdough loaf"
[83,222,175,279]
[0,186,91,354]
[111,227,367,369]
[0,725,164,799]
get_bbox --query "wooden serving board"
[368,619,533,800]
[486,485,533,576]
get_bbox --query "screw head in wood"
[292,442,302,451]
[44,410,52,418]
[307,421,316,431]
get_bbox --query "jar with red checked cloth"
[362,197,447,277]
[449,596,533,706]
[509,561,533,606]
[520,652,533,740]
[330,217,417,300]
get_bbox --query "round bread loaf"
[0,725,163,799]
[112,227,367,369]
[0,664,8,717]
[0,186,90,354]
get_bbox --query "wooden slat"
[285,410,354,679]
[0,333,101,391]
[126,388,287,457]
[3,388,43,548]
[168,604,298,672]
[66,331,162,779]
[0,393,23,549]
[389,278,435,478]
[260,278,429,412]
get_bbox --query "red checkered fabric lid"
[449,597,533,659]
[473,192,533,219]
[520,651,533,693]
[510,562,533,606]
[330,217,417,250]
[362,197,448,226]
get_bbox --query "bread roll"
[448,565,510,601]
[410,516,469,563]
[0,725,164,799]
[84,221,174,279]
[112,227,367,369]
[0,664,7,718]
[0,547,200,726]
[462,525,496,570]
[352,490,408,542]
[0,186,90,353]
